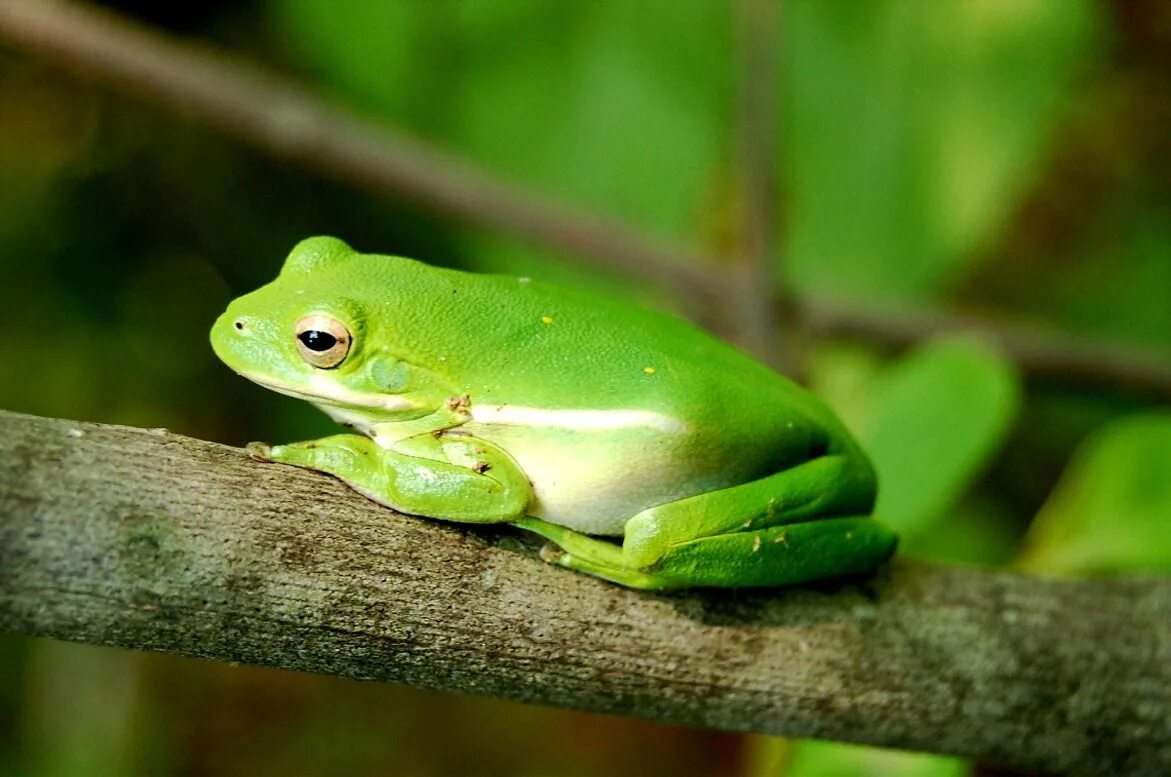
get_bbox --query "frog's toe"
[245,441,274,462]
[538,542,565,564]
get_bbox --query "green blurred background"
[1,1,1170,775]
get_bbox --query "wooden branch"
[1,409,1167,775]
[1,1,1171,398]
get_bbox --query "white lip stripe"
[306,374,416,409]
[237,370,415,411]
[470,405,685,434]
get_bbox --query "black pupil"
[298,330,337,352]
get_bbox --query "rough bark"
[0,409,1168,775]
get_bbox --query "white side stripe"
[470,405,686,433]
[308,374,416,410]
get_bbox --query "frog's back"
[384,265,810,412]
[345,254,855,444]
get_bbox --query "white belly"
[461,420,691,536]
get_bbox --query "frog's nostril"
[234,319,246,332]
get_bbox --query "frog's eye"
[294,314,352,369]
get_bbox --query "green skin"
[210,237,897,590]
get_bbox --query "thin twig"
[804,297,1171,397]
[730,0,793,371]
[0,0,1169,397]
[1,410,1169,776]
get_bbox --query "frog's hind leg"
[515,515,893,590]
[512,517,668,589]
[634,517,895,589]
[515,455,896,590]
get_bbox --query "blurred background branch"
[2,409,1168,777]
[728,0,787,369]
[0,0,714,298]
[1,0,1169,397]
[805,296,1171,398]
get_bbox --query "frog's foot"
[514,517,666,589]
[516,516,895,591]
[245,441,275,462]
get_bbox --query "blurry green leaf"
[271,0,730,253]
[269,0,435,127]
[805,341,887,435]
[785,0,1099,299]
[785,739,968,777]
[455,2,730,236]
[858,337,1021,538]
[1019,413,1171,575]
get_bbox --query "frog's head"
[210,236,451,429]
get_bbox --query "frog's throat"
[236,370,417,412]
[468,405,687,434]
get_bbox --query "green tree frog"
[210,237,896,590]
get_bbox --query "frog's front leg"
[252,432,532,523]
[516,454,896,590]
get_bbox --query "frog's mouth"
[235,370,416,412]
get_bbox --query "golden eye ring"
[294,314,352,369]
